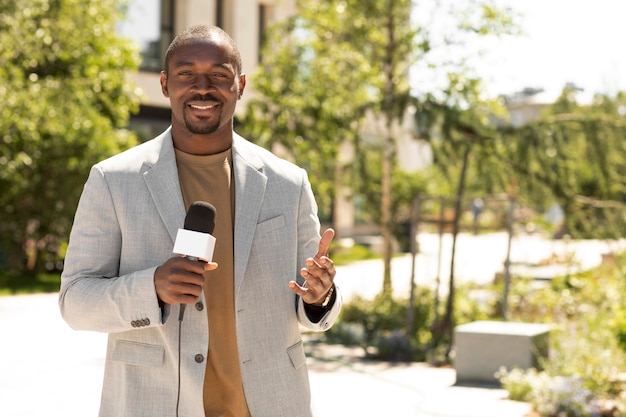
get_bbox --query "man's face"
[160,38,245,138]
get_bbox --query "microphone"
[173,201,217,320]
[173,201,217,262]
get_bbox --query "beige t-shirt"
[175,148,251,417]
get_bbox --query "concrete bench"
[454,320,551,384]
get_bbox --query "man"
[59,24,341,417]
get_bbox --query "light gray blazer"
[59,128,341,417]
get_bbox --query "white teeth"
[190,104,216,110]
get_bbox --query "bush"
[497,252,626,416]
[0,272,60,295]
[330,292,410,359]
[324,283,492,362]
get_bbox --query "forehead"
[169,37,237,70]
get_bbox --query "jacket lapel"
[140,129,266,294]
[232,134,267,294]
[142,128,186,243]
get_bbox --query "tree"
[500,88,626,239]
[240,0,515,293]
[410,88,507,358]
[239,1,376,224]
[0,0,141,276]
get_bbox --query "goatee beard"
[185,120,219,134]
[183,93,221,134]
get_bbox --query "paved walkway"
[336,231,623,302]
[0,293,531,417]
[1,233,620,416]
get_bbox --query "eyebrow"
[171,60,235,73]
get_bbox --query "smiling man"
[162,27,244,150]
[59,25,341,417]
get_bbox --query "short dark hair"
[163,25,243,75]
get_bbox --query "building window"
[117,0,174,72]
[258,3,272,62]
[258,4,266,61]
[216,0,224,28]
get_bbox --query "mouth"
[189,103,218,111]
[186,96,221,116]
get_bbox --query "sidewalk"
[0,293,531,417]
[335,231,623,302]
[2,232,620,416]
[306,342,531,417]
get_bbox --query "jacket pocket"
[286,340,306,369]
[256,215,286,235]
[111,340,164,367]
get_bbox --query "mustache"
[186,94,220,103]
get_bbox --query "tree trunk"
[380,0,396,294]
[442,143,471,360]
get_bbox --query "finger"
[174,256,209,275]
[203,261,219,272]
[300,268,326,296]
[305,256,335,279]
[288,280,309,297]
[289,279,323,304]
[155,258,206,304]
[315,228,335,259]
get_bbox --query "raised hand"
[289,228,336,305]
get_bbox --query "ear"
[160,71,169,97]
[238,74,247,99]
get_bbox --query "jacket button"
[195,302,204,311]
[194,354,204,363]
[142,318,150,326]
[131,320,138,327]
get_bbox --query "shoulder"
[232,133,306,179]
[96,129,173,173]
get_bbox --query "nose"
[194,74,214,92]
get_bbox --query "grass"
[330,243,380,265]
[0,272,61,295]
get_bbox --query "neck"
[171,126,233,155]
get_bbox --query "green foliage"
[417,88,626,241]
[329,243,379,265]
[498,254,626,416]
[327,250,626,415]
[326,290,432,361]
[499,367,606,417]
[325,282,494,362]
[0,0,142,275]
[354,149,433,249]
[239,0,378,221]
[498,367,535,402]
[239,0,514,224]
[498,90,626,239]
[0,271,60,295]
[333,292,406,351]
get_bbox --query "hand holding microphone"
[154,202,217,310]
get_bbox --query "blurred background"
[2,1,626,416]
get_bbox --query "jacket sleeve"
[58,165,167,333]
[296,289,342,331]
[293,168,342,331]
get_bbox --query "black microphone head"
[184,201,216,234]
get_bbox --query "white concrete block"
[454,320,551,384]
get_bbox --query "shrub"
[497,251,626,416]
[324,283,492,362]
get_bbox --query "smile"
[189,104,218,110]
